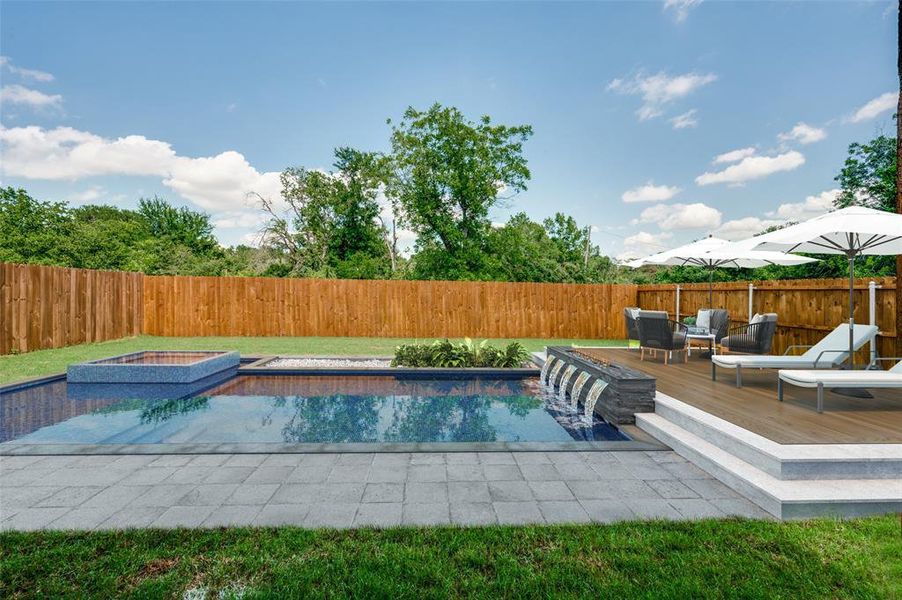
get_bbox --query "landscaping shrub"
[391,338,530,368]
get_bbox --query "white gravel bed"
[263,357,393,368]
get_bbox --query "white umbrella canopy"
[626,236,817,304]
[749,205,902,369]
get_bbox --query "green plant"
[683,316,696,326]
[391,339,530,368]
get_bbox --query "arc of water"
[570,371,590,409]
[547,360,565,390]
[583,379,609,419]
[558,365,577,402]
[539,357,557,385]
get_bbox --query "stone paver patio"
[0,451,771,531]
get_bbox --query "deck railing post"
[675,285,681,323]
[869,280,880,366]
[748,283,755,323]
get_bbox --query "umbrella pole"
[848,254,855,369]
[708,267,714,307]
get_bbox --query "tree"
[387,104,533,280]
[137,196,220,255]
[834,134,896,212]
[896,2,902,360]
[0,187,70,265]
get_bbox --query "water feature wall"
[540,347,655,425]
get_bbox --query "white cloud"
[696,150,805,186]
[663,0,702,23]
[669,109,698,129]
[634,202,722,230]
[778,122,826,145]
[714,217,783,240]
[0,125,282,212]
[0,56,54,82]
[847,92,896,123]
[0,84,62,109]
[622,182,681,203]
[713,147,756,164]
[212,211,270,230]
[766,188,839,221]
[65,186,105,204]
[617,230,673,261]
[607,71,716,121]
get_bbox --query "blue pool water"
[0,375,628,445]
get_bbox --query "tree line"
[0,104,896,283]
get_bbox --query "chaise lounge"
[778,359,902,413]
[710,323,878,387]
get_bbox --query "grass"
[0,335,626,384]
[1,518,900,599]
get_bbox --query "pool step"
[636,401,902,519]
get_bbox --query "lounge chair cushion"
[779,369,902,388]
[696,310,711,331]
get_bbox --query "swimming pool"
[0,374,628,449]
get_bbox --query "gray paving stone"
[98,506,167,530]
[2,486,63,508]
[154,505,217,528]
[246,466,295,484]
[314,483,366,503]
[301,454,341,467]
[483,465,522,481]
[46,507,118,530]
[203,467,254,484]
[132,484,196,507]
[188,455,230,467]
[488,481,533,502]
[0,456,45,469]
[648,451,688,464]
[81,485,149,510]
[35,486,104,507]
[445,452,480,465]
[222,454,267,468]
[683,478,741,499]
[305,503,359,528]
[538,501,591,524]
[285,466,330,483]
[372,453,410,467]
[202,505,262,527]
[409,454,444,466]
[110,455,158,469]
[354,502,402,527]
[1,468,63,486]
[661,461,711,480]
[709,498,774,520]
[165,467,218,484]
[148,455,194,468]
[647,479,701,499]
[493,501,544,524]
[447,464,484,482]
[566,480,614,501]
[261,454,306,467]
[118,468,179,486]
[408,465,447,482]
[224,484,279,506]
[450,502,496,525]
[1,507,70,531]
[252,503,309,526]
[328,465,370,483]
[448,481,491,503]
[177,484,239,506]
[270,484,317,504]
[362,483,405,503]
[402,502,450,526]
[669,499,725,519]
[513,452,550,465]
[580,499,635,523]
[405,482,448,503]
[612,452,659,467]
[585,463,638,480]
[547,452,586,465]
[581,453,620,468]
[337,453,374,466]
[528,481,575,501]
[519,464,562,481]
[553,463,599,481]
[603,479,660,499]
[478,452,516,465]
[625,498,684,520]
[44,468,130,487]
[367,466,408,483]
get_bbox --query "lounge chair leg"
[777,378,783,402]
[817,383,824,413]
[736,366,742,388]
[711,362,716,381]
[664,351,668,365]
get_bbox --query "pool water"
[91,351,225,365]
[0,375,628,446]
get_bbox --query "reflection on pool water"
[0,375,628,445]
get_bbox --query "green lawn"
[2,518,899,599]
[0,335,626,384]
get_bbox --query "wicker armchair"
[623,307,641,348]
[637,310,689,364]
[706,309,730,344]
[720,313,777,355]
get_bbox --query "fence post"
[748,283,755,323]
[675,285,681,323]
[869,280,880,366]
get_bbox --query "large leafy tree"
[137,196,220,255]
[387,104,533,280]
[834,134,896,212]
[0,187,70,265]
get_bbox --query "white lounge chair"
[710,323,878,388]
[779,359,902,413]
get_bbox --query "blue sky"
[0,1,897,258]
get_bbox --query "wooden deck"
[575,348,902,445]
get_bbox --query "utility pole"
[896,1,902,360]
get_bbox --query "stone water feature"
[540,347,655,425]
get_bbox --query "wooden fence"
[1,263,898,361]
[637,277,898,363]
[0,263,143,355]
[143,275,637,340]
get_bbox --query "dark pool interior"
[0,374,628,446]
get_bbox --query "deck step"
[636,412,902,519]
[652,393,902,480]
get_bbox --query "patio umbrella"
[626,236,817,305]
[750,205,902,369]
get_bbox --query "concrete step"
[652,393,902,480]
[636,412,902,519]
